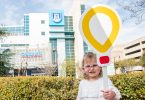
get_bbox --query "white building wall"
[111,44,125,62]
[124,36,145,59]
[11,44,52,69]
[57,39,66,76]
[28,13,50,46]
[68,0,89,78]
[1,36,29,45]
[48,11,66,76]
[125,52,143,59]
[49,33,65,38]
[111,36,145,62]
[49,27,64,32]
[69,0,84,65]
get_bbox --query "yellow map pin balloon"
[79,5,121,54]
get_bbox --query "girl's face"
[83,58,101,80]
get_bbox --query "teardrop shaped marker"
[79,5,121,66]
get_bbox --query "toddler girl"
[77,52,121,100]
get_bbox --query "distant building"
[1,0,144,76]
[111,36,145,74]
[111,44,125,63]
[0,0,90,76]
[124,36,145,60]
[0,11,75,76]
[125,66,145,72]
[111,36,145,62]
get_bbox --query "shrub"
[110,71,145,100]
[0,71,145,100]
[0,76,79,100]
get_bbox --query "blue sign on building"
[49,10,64,26]
[21,51,42,58]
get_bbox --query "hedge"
[0,71,145,100]
[110,71,145,100]
[0,77,79,100]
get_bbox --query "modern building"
[1,0,144,82]
[111,36,145,62]
[111,44,125,63]
[0,10,75,76]
[11,44,52,76]
[0,0,126,76]
[124,36,145,60]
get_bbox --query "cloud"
[0,0,73,25]
[0,5,18,25]
[30,0,73,14]
[0,0,144,45]
[117,20,145,44]
[84,0,110,9]
[85,0,145,44]
[0,0,26,25]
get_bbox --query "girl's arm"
[76,81,83,100]
[108,78,122,100]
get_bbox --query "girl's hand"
[101,90,116,100]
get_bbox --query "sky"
[0,0,145,45]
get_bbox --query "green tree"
[0,49,13,76]
[0,29,13,76]
[115,58,139,69]
[61,58,76,77]
[140,51,145,67]
[0,28,7,36]
[66,59,75,77]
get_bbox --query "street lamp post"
[25,62,28,76]
[52,49,58,76]
[114,57,116,74]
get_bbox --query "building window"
[4,26,24,36]
[41,20,45,24]
[65,32,74,38]
[24,15,29,35]
[83,42,88,54]
[142,41,145,44]
[64,16,73,32]
[41,32,45,35]
[124,43,140,50]
[81,5,85,14]
[1,44,29,47]
[65,39,75,62]
[50,39,57,65]
[125,49,141,56]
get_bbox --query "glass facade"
[4,26,24,36]
[81,5,85,14]
[50,39,57,65]
[65,32,74,38]
[83,42,89,54]
[81,4,89,53]
[1,44,29,47]
[1,12,77,76]
[64,16,75,62]
[64,16,73,32]
[24,15,29,35]
[65,39,75,62]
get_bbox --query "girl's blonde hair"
[82,52,102,79]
